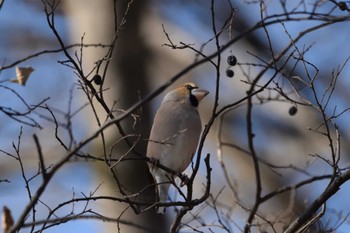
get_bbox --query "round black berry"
[226,69,234,78]
[289,106,298,116]
[92,74,103,85]
[338,1,347,11]
[227,55,237,66]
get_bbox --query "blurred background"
[1,0,350,232]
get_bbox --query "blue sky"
[1,1,350,232]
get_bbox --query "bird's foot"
[148,157,160,170]
[179,174,189,187]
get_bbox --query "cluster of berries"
[226,55,237,78]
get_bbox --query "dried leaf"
[2,206,14,233]
[9,66,34,86]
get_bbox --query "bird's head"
[163,82,209,107]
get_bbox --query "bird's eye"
[185,84,197,91]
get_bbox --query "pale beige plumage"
[146,82,208,213]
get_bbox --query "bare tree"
[1,0,350,232]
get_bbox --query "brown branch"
[33,134,47,179]
[284,169,350,233]
[23,211,153,233]
[0,43,111,70]
[170,154,211,232]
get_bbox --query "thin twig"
[33,134,47,179]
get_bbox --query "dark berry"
[289,106,298,116]
[92,74,103,85]
[226,69,234,78]
[227,55,237,66]
[338,1,347,11]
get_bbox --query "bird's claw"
[179,174,189,187]
[149,157,160,170]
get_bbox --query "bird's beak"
[191,88,209,102]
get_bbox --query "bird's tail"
[154,174,171,214]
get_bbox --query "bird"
[146,82,209,213]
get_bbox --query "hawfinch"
[146,82,209,213]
